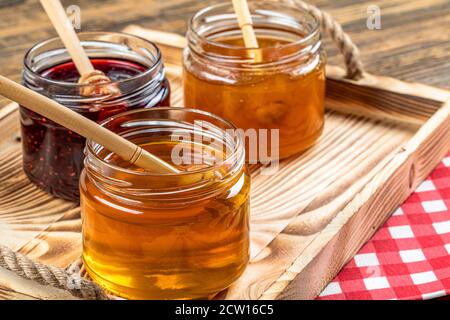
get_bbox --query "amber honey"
[184,1,326,160]
[80,108,250,300]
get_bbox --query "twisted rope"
[286,0,365,80]
[0,245,109,300]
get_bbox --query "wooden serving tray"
[0,26,449,300]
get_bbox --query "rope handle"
[0,245,109,300]
[287,0,365,80]
[0,1,365,300]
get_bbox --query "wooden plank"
[267,99,450,299]
[0,0,448,106]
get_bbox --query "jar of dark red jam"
[184,1,326,160]
[21,32,170,201]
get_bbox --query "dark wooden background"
[0,0,449,104]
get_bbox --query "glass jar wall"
[21,32,170,201]
[183,1,326,161]
[80,108,250,300]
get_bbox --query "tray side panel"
[272,99,450,300]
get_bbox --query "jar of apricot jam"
[184,1,326,160]
[21,32,170,201]
[80,108,250,300]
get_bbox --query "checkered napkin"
[317,154,450,300]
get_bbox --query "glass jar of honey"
[21,32,170,201]
[80,108,250,300]
[183,1,326,160]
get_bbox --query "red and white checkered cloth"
[317,154,450,300]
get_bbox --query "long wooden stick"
[232,0,259,48]
[40,0,94,76]
[0,75,179,174]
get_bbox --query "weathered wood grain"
[0,0,449,97]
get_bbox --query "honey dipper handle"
[232,0,259,48]
[40,0,94,76]
[0,75,179,174]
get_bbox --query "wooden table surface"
[0,0,449,102]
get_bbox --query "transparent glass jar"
[21,32,170,201]
[80,108,250,300]
[184,1,326,160]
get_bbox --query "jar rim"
[23,31,162,90]
[188,0,320,54]
[86,107,245,178]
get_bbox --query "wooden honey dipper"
[231,0,261,61]
[40,0,119,97]
[33,1,179,174]
[232,0,259,48]
[0,75,179,174]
